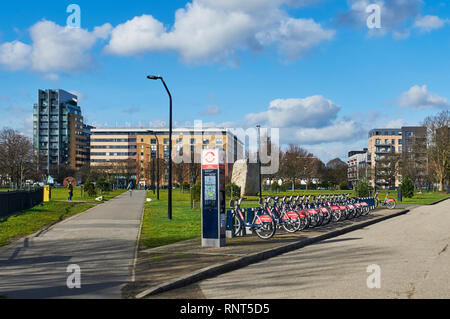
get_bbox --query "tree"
[376,151,401,190]
[325,158,348,187]
[83,176,97,197]
[279,145,309,191]
[0,128,34,187]
[400,175,415,198]
[423,110,450,191]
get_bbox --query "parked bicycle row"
[228,192,395,240]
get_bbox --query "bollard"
[397,188,402,203]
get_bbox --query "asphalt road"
[157,200,450,299]
[0,190,146,299]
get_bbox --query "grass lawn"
[140,188,449,249]
[0,201,94,247]
[140,190,201,249]
[50,187,126,203]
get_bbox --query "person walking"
[67,181,74,202]
[127,180,133,198]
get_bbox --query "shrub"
[84,177,97,197]
[400,175,415,198]
[280,181,291,192]
[226,183,241,199]
[96,177,111,193]
[308,182,318,190]
[270,181,280,192]
[181,182,191,189]
[339,182,349,190]
[192,181,201,202]
[356,181,371,198]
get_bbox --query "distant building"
[347,148,371,188]
[366,126,427,189]
[90,128,244,186]
[33,89,93,175]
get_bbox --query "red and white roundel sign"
[202,149,219,169]
[204,151,216,164]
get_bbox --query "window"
[375,139,381,145]
[177,138,183,144]
[141,138,144,142]
[203,138,210,145]
[216,138,223,144]
[392,139,395,145]
[164,138,169,145]
[151,139,157,145]
[190,138,195,145]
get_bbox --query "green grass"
[140,190,201,249]
[50,187,126,203]
[0,201,94,247]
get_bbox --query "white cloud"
[0,41,32,71]
[293,118,364,144]
[245,96,341,128]
[399,85,450,110]
[0,20,112,73]
[105,0,335,63]
[414,15,448,32]
[200,105,221,116]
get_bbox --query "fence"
[0,188,44,218]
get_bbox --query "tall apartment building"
[90,128,244,186]
[33,89,93,175]
[367,126,427,189]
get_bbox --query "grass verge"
[50,187,126,203]
[140,191,201,249]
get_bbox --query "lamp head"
[147,75,161,80]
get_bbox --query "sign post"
[201,149,226,248]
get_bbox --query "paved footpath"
[152,200,449,299]
[0,190,146,299]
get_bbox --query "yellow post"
[43,186,51,202]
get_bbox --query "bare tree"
[0,128,34,187]
[423,110,450,191]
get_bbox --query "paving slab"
[123,207,410,299]
[0,190,146,299]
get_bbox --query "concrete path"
[154,200,449,299]
[0,190,146,299]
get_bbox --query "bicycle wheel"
[282,212,301,233]
[322,211,332,225]
[254,215,276,239]
[386,200,396,210]
[332,210,341,222]
[231,212,243,237]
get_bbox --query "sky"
[0,0,449,163]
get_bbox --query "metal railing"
[0,188,44,218]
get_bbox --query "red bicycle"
[375,192,397,210]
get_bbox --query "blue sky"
[0,0,449,162]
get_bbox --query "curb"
[428,196,450,206]
[135,209,410,299]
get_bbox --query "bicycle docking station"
[201,149,226,248]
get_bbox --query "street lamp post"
[147,75,173,220]
[256,125,262,202]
